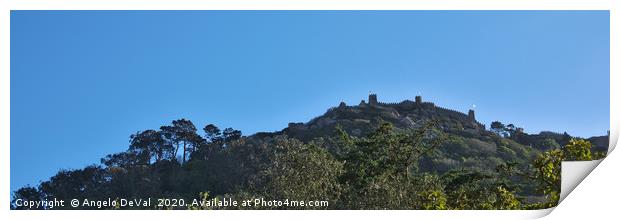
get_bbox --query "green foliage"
[441,169,521,210]
[564,138,592,161]
[248,137,343,209]
[495,186,521,210]
[498,138,600,209]
[419,189,448,210]
[11,186,44,210]
[592,151,607,160]
[11,115,607,210]
[539,138,561,150]
[490,121,506,136]
[334,122,447,209]
[531,149,563,208]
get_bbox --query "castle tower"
[369,94,378,106]
[415,96,422,104]
[468,109,476,121]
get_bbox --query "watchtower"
[369,94,378,106]
[468,109,476,121]
[415,96,422,104]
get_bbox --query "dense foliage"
[11,115,607,210]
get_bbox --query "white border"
[0,0,615,10]
[1,1,617,220]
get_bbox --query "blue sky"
[11,11,609,192]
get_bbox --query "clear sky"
[11,11,609,192]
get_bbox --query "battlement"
[428,102,484,128]
[313,94,488,130]
[365,94,431,107]
[435,105,467,118]
[377,101,402,105]
[353,94,484,127]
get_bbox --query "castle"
[358,93,477,122]
[289,93,486,134]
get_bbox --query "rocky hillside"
[262,94,606,153]
[266,95,486,141]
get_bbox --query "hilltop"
[257,94,607,154]
[274,94,485,141]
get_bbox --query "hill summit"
[256,94,607,153]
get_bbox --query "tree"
[564,138,592,161]
[490,121,506,137]
[101,151,140,167]
[129,130,174,164]
[203,124,222,143]
[442,169,520,209]
[334,121,446,209]
[11,186,44,210]
[222,128,242,143]
[246,136,343,209]
[161,119,201,163]
[505,124,522,138]
[539,138,561,150]
[531,149,563,208]
[38,165,109,209]
[494,186,521,210]
[500,138,596,208]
